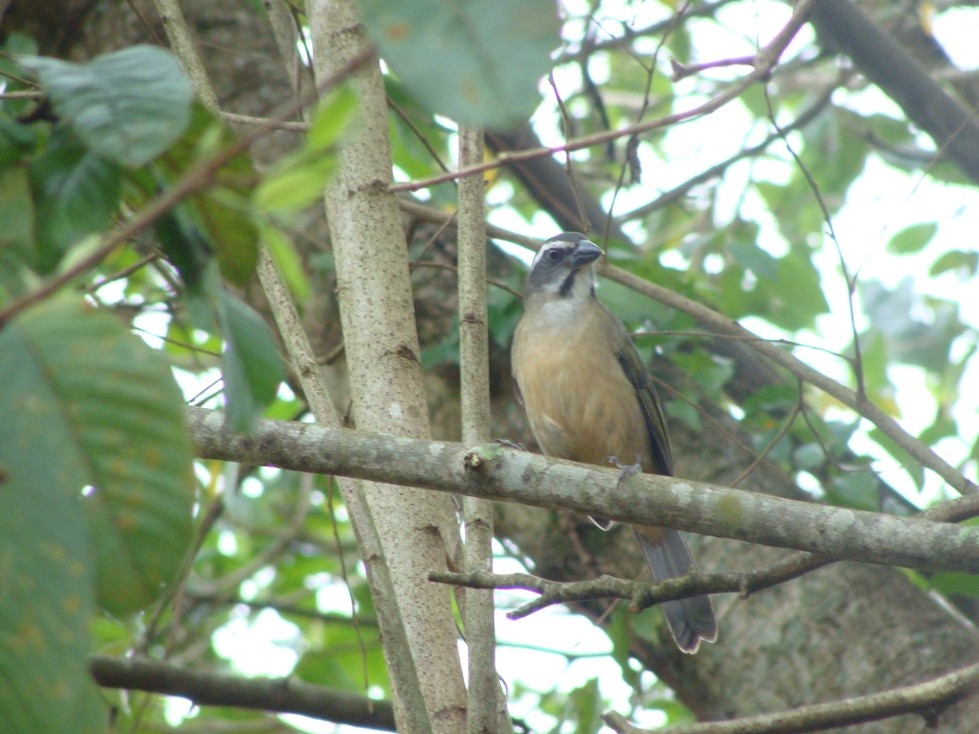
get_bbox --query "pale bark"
[307,2,467,731]
[457,127,504,734]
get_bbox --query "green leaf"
[826,472,879,511]
[930,249,978,278]
[154,202,215,293]
[307,87,358,152]
[354,0,559,127]
[254,89,355,214]
[670,350,734,396]
[0,299,195,614]
[261,224,311,302]
[567,678,603,733]
[217,289,285,431]
[254,155,338,213]
[0,337,106,734]
[151,102,260,287]
[928,572,979,598]
[20,45,194,167]
[867,425,925,491]
[768,244,829,331]
[194,188,260,286]
[887,222,937,255]
[0,165,35,264]
[295,622,384,692]
[0,116,39,165]
[860,278,962,373]
[29,129,121,271]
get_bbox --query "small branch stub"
[464,444,504,472]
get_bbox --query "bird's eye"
[547,249,563,262]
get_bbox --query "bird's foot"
[608,455,643,481]
[495,438,526,451]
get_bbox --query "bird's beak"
[571,239,603,268]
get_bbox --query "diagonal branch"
[809,0,979,185]
[601,263,977,496]
[604,659,979,734]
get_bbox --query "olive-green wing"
[614,328,674,476]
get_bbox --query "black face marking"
[558,271,576,297]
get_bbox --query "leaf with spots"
[0,299,195,619]
[0,304,105,733]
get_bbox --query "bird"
[510,231,717,654]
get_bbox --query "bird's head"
[525,232,603,302]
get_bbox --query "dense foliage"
[2,0,979,732]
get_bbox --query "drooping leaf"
[354,0,559,127]
[867,425,925,491]
[154,201,215,293]
[860,278,963,373]
[826,472,879,511]
[20,45,194,168]
[151,102,260,287]
[0,115,38,166]
[0,299,196,615]
[567,678,603,733]
[216,289,285,431]
[254,155,338,213]
[927,564,979,598]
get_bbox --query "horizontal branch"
[433,490,979,614]
[89,655,395,730]
[605,660,979,733]
[428,550,837,618]
[188,407,979,574]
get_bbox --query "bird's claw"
[495,438,526,451]
[608,455,643,481]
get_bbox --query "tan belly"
[514,325,650,470]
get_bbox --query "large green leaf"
[0,328,106,734]
[0,299,195,615]
[355,0,559,127]
[20,45,194,168]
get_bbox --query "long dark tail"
[635,528,717,653]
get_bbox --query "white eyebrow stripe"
[531,245,551,268]
[531,241,574,268]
